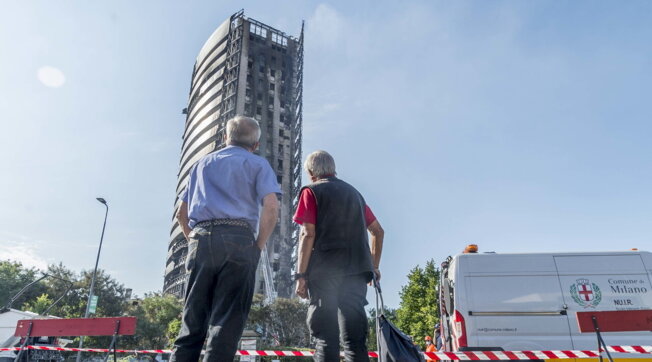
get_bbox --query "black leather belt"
[195,218,252,231]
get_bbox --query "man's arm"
[368,219,384,281]
[295,222,316,299]
[257,193,280,250]
[176,201,192,240]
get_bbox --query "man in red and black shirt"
[293,150,384,362]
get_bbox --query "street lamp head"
[96,198,107,205]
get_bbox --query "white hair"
[226,115,261,148]
[304,150,337,178]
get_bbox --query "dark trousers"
[307,273,370,362]
[171,224,260,362]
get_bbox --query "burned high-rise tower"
[164,10,303,299]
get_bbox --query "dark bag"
[374,278,425,362]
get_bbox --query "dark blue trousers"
[307,273,370,362]
[171,224,260,362]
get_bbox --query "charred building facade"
[164,10,303,299]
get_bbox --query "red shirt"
[293,188,377,226]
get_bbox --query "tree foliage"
[22,293,54,315]
[166,318,182,347]
[41,263,82,318]
[77,268,127,317]
[268,297,311,347]
[395,259,440,349]
[0,260,129,319]
[0,260,47,310]
[1,259,322,352]
[246,294,311,349]
[0,259,188,351]
[123,292,183,349]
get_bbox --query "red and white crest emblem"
[571,278,602,308]
[576,279,594,301]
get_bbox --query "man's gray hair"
[226,115,261,148]
[304,150,337,178]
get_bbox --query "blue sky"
[1,1,651,308]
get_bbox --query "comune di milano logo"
[570,278,602,308]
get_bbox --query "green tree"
[0,261,128,320]
[123,292,183,349]
[78,268,127,317]
[395,259,440,349]
[166,318,182,347]
[23,293,54,315]
[268,297,310,347]
[38,263,127,320]
[246,294,270,333]
[246,295,310,349]
[41,263,82,317]
[0,260,47,310]
[41,264,129,350]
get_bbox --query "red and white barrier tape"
[425,351,601,360]
[606,345,652,354]
[1,345,650,359]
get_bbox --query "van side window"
[444,279,454,313]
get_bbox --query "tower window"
[271,32,287,47]
[250,23,267,38]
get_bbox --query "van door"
[465,275,574,350]
[554,254,652,349]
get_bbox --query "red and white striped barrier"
[606,345,652,354]
[1,345,650,359]
[428,351,599,360]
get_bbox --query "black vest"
[304,177,375,281]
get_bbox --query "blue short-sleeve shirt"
[179,145,282,230]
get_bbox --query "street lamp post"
[76,197,109,362]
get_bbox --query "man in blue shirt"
[171,116,281,362]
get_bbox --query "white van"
[439,250,652,355]
[0,309,39,361]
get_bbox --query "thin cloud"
[37,66,66,88]
[303,102,342,135]
[307,4,344,48]
[0,237,49,270]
